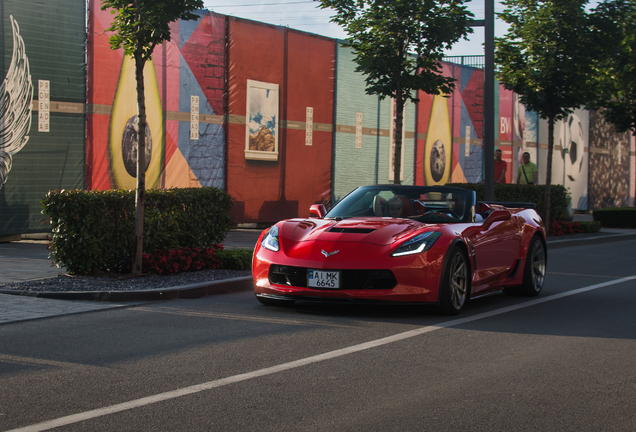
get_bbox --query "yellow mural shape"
[424,95,452,185]
[108,56,164,189]
[164,147,202,188]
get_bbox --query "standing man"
[494,149,507,184]
[517,151,538,185]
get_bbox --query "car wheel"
[505,235,546,297]
[256,295,296,307]
[438,247,469,315]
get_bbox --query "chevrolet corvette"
[252,185,547,315]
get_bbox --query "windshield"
[326,186,474,224]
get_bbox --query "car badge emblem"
[321,250,340,257]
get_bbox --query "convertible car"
[252,185,547,315]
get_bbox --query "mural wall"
[226,19,335,223]
[332,44,415,202]
[2,1,634,235]
[588,111,631,208]
[0,0,85,237]
[87,1,226,194]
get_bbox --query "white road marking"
[8,275,636,432]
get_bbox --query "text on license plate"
[307,270,340,289]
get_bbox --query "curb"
[0,276,253,302]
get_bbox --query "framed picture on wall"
[245,80,279,161]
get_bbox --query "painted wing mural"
[0,16,33,188]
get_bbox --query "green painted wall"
[332,44,415,202]
[0,0,85,236]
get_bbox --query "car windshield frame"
[326,185,476,224]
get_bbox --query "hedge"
[42,187,233,275]
[592,207,636,228]
[449,183,570,223]
[215,248,254,270]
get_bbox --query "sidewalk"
[2,225,636,325]
[0,229,263,283]
[0,229,263,325]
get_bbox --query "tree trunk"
[393,90,404,185]
[132,50,147,276]
[544,116,555,233]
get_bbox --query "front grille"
[269,265,396,290]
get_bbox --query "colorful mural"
[588,111,631,209]
[424,94,453,185]
[557,110,589,210]
[416,63,485,186]
[2,1,634,236]
[87,2,226,192]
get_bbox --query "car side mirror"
[482,209,511,230]
[309,204,327,219]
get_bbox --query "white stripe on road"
[8,275,636,432]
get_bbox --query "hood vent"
[329,227,375,234]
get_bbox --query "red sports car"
[252,185,547,314]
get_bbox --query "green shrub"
[42,187,233,275]
[450,183,570,224]
[580,221,601,233]
[215,248,253,270]
[592,207,636,228]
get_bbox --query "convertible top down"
[252,185,547,315]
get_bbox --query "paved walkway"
[0,229,263,325]
[0,295,131,325]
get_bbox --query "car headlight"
[262,225,280,252]
[391,232,441,257]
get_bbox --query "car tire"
[505,235,546,297]
[256,295,296,307]
[438,246,469,315]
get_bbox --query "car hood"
[280,218,432,246]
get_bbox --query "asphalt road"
[1,240,635,432]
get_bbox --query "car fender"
[436,238,472,304]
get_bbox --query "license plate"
[307,270,340,289]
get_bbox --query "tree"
[588,0,636,134]
[495,0,594,226]
[319,0,473,184]
[101,0,203,276]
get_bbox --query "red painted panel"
[462,68,485,139]
[415,91,433,185]
[284,31,335,217]
[499,85,515,183]
[227,19,286,223]
[181,13,226,116]
[499,85,514,142]
[227,19,334,224]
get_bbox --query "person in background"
[517,151,538,185]
[494,149,507,184]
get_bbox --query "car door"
[467,210,522,293]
